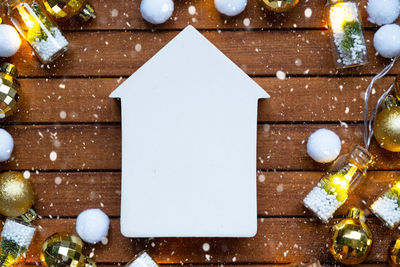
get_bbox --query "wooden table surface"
[1,0,400,266]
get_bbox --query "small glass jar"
[0,63,20,119]
[126,252,158,267]
[0,219,36,267]
[303,145,374,223]
[41,0,96,21]
[326,0,368,69]
[4,0,69,64]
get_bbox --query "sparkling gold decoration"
[373,94,400,152]
[330,208,373,265]
[261,0,299,12]
[40,232,96,267]
[42,0,96,21]
[287,258,321,267]
[0,171,34,217]
[390,236,400,266]
[0,63,20,119]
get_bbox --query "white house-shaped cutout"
[110,26,269,237]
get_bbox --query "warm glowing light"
[17,5,35,28]
[331,166,357,192]
[329,2,357,33]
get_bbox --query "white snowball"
[0,129,13,162]
[374,24,400,58]
[367,0,400,26]
[0,25,21,58]
[214,0,247,16]
[140,0,174,24]
[76,209,110,244]
[307,129,341,163]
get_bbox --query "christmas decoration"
[326,0,368,68]
[0,171,35,217]
[4,0,69,63]
[0,219,36,267]
[76,209,109,244]
[40,232,96,267]
[0,63,20,119]
[367,0,400,26]
[126,251,158,267]
[374,24,400,59]
[307,128,341,163]
[0,24,21,57]
[303,146,374,223]
[261,0,299,12]
[140,0,174,25]
[390,236,400,266]
[288,258,321,267]
[0,129,14,162]
[214,0,247,16]
[330,208,373,265]
[42,0,96,21]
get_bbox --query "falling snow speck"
[188,5,196,15]
[50,151,57,161]
[295,58,302,66]
[277,184,284,192]
[243,18,250,27]
[202,243,210,252]
[60,111,67,119]
[110,9,119,17]
[258,174,266,183]
[23,171,30,179]
[55,176,62,185]
[135,44,142,52]
[276,70,286,80]
[304,8,312,18]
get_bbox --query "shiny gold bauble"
[373,106,400,152]
[0,171,35,217]
[261,0,299,12]
[0,63,20,119]
[42,0,96,21]
[330,208,373,265]
[41,232,96,267]
[390,236,400,266]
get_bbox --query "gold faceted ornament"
[390,236,400,267]
[261,0,299,12]
[373,93,400,152]
[40,232,97,267]
[0,63,20,119]
[330,208,373,265]
[0,171,35,217]
[42,0,96,21]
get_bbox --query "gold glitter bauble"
[330,208,373,265]
[42,0,96,21]
[0,63,20,119]
[40,232,96,267]
[373,96,400,152]
[261,0,299,12]
[390,236,400,266]
[0,171,35,217]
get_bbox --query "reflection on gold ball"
[261,0,299,12]
[0,171,34,217]
[41,232,96,267]
[390,236,400,267]
[330,208,373,265]
[374,106,400,152]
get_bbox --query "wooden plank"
[23,218,396,264]
[3,76,394,123]
[0,0,395,30]
[1,124,399,170]
[30,171,399,218]
[4,30,398,77]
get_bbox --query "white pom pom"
[0,25,21,58]
[76,209,110,244]
[214,0,247,16]
[367,0,400,25]
[140,0,174,24]
[0,129,14,162]
[374,24,400,58]
[307,129,341,163]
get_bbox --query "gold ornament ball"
[41,232,96,267]
[0,171,35,217]
[373,106,400,152]
[330,208,373,265]
[390,236,400,267]
[261,0,299,12]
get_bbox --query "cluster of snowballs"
[140,0,247,24]
[367,0,400,58]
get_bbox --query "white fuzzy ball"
[76,209,110,244]
[0,129,14,162]
[374,24,400,58]
[0,25,21,58]
[367,0,400,26]
[140,0,174,24]
[214,0,247,16]
[307,129,341,163]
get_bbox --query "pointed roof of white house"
[109,25,269,99]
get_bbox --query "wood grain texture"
[1,30,397,77]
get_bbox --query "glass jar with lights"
[3,0,69,64]
[326,0,368,68]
